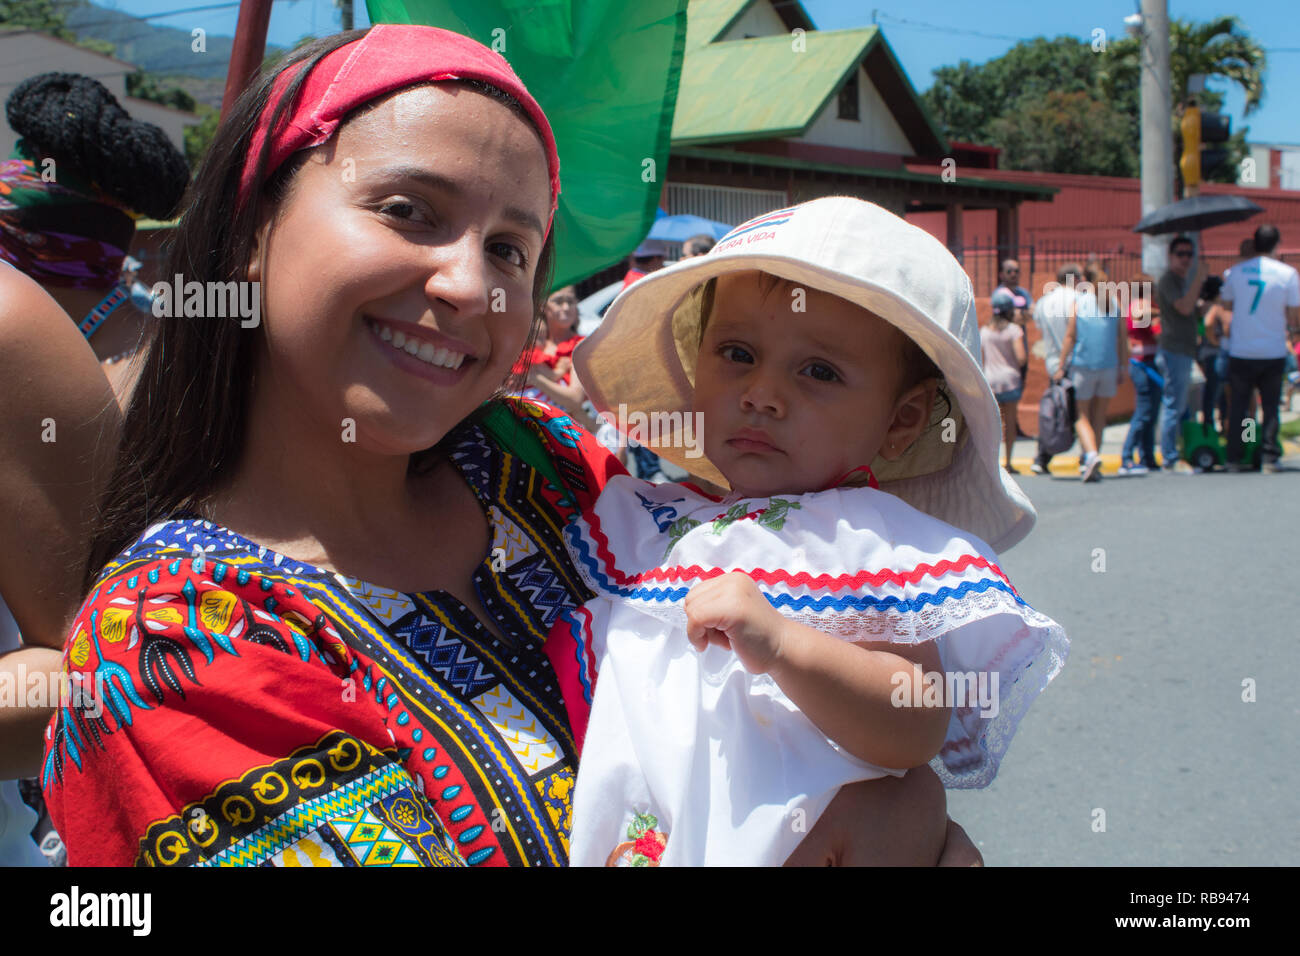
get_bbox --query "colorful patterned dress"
[40,399,623,866]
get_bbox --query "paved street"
[946,455,1299,865]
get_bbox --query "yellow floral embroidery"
[145,606,183,625]
[198,591,237,632]
[69,628,90,667]
[100,607,132,644]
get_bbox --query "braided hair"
[6,72,190,219]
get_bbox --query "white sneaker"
[1082,452,1103,483]
[1030,462,1046,475]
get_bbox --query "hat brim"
[576,253,1036,552]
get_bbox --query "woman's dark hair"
[5,72,190,219]
[1200,275,1224,301]
[82,29,555,591]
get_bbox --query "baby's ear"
[880,380,939,460]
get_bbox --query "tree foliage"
[988,90,1137,177]
[1098,16,1264,183]
[0,0,74,39]
[183,103,221,172]
[2,0,113,55]
[922,17,1265,182]
[126,71,197,113]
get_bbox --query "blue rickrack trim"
[565,523,1029,615]
[561,610,595,706]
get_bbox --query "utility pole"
[1137,0,1173,276]
[221,0,273,119]
[340,0,354,32]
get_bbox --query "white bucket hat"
[574,196,1037,552]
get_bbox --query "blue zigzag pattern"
[396,615,497,700]
[505,556,570,628]
[564,524,1029,614]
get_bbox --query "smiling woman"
[38,24,979,867]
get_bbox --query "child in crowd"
[982,288,1028,472]
[545,197,1069,866]
[1120,292,1162,474]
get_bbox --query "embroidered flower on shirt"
[607,811,668,866]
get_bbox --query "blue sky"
[95,0,1299,144]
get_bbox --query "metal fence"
[953,238,1144,301]
[955,237,1244,303]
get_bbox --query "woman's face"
[249,84,551,455]
[543,286,578,343]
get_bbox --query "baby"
[545,197,1068,866]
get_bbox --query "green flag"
[365,0,688,288]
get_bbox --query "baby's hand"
[684,572,787,674]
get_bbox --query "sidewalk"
[1006,408,1300,476]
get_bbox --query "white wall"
[798,64,913,154]
[0,31,192,161]
[1279,149,1300,191]
[666,182,788,225]
[1241,144,1271,188]
[719,0,787,41]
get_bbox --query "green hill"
[59,1,285,105]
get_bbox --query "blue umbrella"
[647,213,733,242]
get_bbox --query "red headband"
[238,25,560,232]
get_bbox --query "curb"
[1007,455,1123,477]
[1010,441,1300,476]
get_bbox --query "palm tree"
[1099,15,1266,184]
[1100,15,1266,114]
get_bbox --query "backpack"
[1037,377,1076,455]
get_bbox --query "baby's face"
[692,272,912,498]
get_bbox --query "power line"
[870,12,1029,43]
[873,9,1296,56]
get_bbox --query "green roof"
[684,0,751,48]
[673,28,877,144]
[671,25,948,156]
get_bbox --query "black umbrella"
[1133,194,1264,235]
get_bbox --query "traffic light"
[1180,102,1201,189]
[1200,110,1232,179]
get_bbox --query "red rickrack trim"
[579,505,1016,594]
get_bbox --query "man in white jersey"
[1220,224,1300,472]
